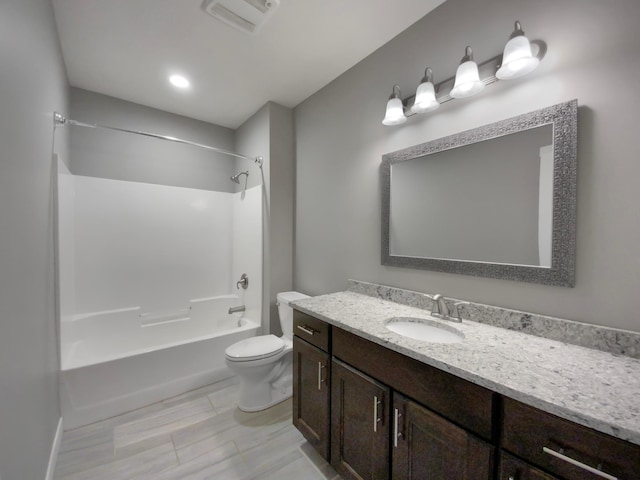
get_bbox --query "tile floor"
[54,377,341,480]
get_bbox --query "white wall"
[0,0,68,477]
[294,0,640,332]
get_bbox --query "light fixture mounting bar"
[402,40,546,118]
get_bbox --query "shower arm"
[53,112,263,167]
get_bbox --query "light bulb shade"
[382,97,407,126]
[450,60,485,98]
[412,81,439,113]
[496,35,539,79]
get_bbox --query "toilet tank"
[276,291,310,339]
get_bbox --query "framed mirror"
[381,99,577,286]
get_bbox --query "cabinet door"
[293,336,331,460]
[499,451,560,480]
[392,392,493,480]
[331,359,390,480]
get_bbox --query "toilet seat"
[225,334,285,362]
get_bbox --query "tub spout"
[228,305,245,314]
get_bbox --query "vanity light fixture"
[382,85,408,126]
[450,47,485,99]
[412,68,439,113]
[382,20,544,126]
[496,21,540,80]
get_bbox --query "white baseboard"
[45,417,63,480]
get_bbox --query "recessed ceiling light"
[169,75,190,89]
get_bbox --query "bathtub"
[59,295,260,429]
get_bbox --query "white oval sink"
[385,317,464,343]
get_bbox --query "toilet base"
[237,372,292,412]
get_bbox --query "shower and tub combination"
[54,114,266,429]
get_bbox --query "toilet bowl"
[224,291,309,412]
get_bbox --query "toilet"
[224,291,309,412]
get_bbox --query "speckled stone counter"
[292,289,640,447]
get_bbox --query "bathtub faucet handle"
[236,273,249,290]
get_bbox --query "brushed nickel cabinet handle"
[373,396,382,432]
[297,325,315,335]
[542,447,618,480]
[317,362,325,390]
[393,408,403,447]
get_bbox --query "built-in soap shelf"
[139,306,192,327]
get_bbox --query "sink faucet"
[432,294,450,318]
[430,294,465,323]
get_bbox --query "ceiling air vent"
[201,0,280,35]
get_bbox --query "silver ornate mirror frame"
[381,99,577,287]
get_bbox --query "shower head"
[230,171,249,184]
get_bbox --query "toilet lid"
[225,335,285,361]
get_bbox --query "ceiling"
[52,0,446,129]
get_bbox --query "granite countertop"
[292,290,640,446]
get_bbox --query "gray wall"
[294,0,640,332]
[236,102,295,335]
[0,0,69,478]
[70,88,236,191]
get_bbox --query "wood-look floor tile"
[207,383,241,413]
[56,442,177,480]
[249,452,327,480]
[161,376,239,409]
[299,441,340,479]
[171,409,242,450]
[60,401,166,452]
[155,449,249,480]
[239,425,306,472]
[114,397,216,449]
[54,378,342,480]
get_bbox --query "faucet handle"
[236,273,249,290]
[451,301,469,322]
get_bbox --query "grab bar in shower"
[139,307,191,326]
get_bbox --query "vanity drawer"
[293,310,331,351]
[502,397,640,480]
[332,327,494,441]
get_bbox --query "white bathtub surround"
[56,171,264,429]
[348,279,640,358]
[60,296,259,429]
[53,379,339,480]
[70,176,262,314]
[292,287,640,447]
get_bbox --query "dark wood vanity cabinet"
[331,327,494,480]
[292,311,332,460]
[292,310,640,480]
